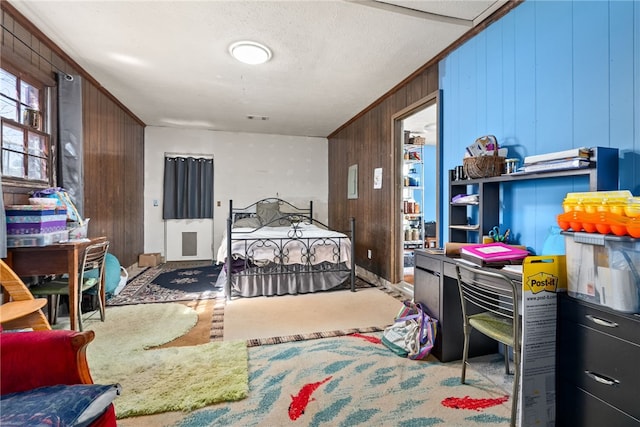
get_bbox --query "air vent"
[182,232,197,257]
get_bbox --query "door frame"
[390,90,442,284]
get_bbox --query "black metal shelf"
[448,147,619,244]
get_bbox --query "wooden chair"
[32,241,110,331]
[0,259,51,331]
[454,261,521,427]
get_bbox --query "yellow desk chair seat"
[454,261,521,427]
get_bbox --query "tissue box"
[564,232,640,313]
[138,253,162,267]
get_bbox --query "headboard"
[229,198,314,227]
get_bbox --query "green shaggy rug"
[85,303,248,418]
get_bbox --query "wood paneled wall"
[328,1,521,284]
[328,67,439,283]
[1,3,145,267]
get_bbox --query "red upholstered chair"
[0,329,117,426]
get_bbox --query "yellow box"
[138,252,162,267]
[522,255,567,294]
[520,254,566,426]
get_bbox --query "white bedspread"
[216,223,351,267]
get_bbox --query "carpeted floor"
[224,286,403,345]
[85,303,248,419]
[107,269,515,427]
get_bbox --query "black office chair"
[454,261,521,427]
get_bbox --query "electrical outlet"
[367,249,372,259]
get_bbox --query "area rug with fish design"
[172,332,513,427]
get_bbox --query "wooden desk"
[5,236,107,331]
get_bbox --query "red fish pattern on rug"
[441,395,510,411]
[288,376,333,421]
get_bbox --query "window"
[0,67,52,185]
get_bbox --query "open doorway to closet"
[393,92,440,287]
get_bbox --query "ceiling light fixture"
[229,41,272,65]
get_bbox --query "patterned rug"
[107,262,223,306]
[172,333,512,427]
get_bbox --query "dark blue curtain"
[163,157,213,219]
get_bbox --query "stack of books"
[459,242,529,267]
[523,147,591,173]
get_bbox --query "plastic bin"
[563,231,640,313]
[6,230,69,248]
[67,218,90,240]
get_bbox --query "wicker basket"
[463,148,505,178]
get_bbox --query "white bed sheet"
[216,223,351,267]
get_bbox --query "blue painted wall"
[423,144,437,222]
[439,0,640,253]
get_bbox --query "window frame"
[0,65,54,189]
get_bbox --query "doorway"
[392,92,441,287]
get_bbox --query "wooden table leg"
[67,248,80,331]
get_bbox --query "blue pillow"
[84,253,122,295]
[0,383,120,427]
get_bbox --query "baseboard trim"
[356,266,413,300]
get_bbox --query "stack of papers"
[523,147,591,173]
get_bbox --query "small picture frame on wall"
[374,167,382,189]
[348,164,358,199]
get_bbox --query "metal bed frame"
[224,198,355,300]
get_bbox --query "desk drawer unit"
[414,251,496,362]
[557,295,640,425]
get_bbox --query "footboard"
[222,199,355,299]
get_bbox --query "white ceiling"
[8,0,505,138]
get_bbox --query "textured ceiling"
[8,0,505,137]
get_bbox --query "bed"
[215,198,355,299]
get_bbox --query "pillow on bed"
[256,201,290,226]
[233,217,261,228]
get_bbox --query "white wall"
[144,126,328,258]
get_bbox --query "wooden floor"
[403,267,414,285]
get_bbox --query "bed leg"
[350,216,356,292]
[226,214,232,301]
